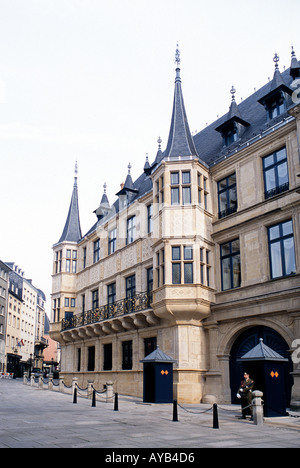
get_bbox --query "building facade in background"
[50,48,300,410]
[4,262,47,376]
[0,261,10,371]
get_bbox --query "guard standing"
[237,372,254,420]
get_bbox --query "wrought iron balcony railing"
[61,291,153,331]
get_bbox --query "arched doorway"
[229,326,293,406]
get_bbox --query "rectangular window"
[103,343,112,371]
[108,228,117,255]
[218,173,237,218]
[263,147,289,199]
[107,283,116,305]
[122,341,133,370]
[83,247,87,269]
[77,348,81,372]
[220,239,241,291]
[147,267,153,292]
[87,346,95,372]
[93,239,100,263]
[126,275,136,298]
[92,290,99,310]
[147,204,153,234]
[127,216,136,245]
[268,220,296,279]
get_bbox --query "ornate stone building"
[50,47,300,410]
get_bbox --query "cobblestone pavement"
[0,379,299,449]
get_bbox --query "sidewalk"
[0,379,299,449]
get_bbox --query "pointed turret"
[258,53,292,109]
[58,162,82,244]
[94,182,111,221]
[164,44,199,158]
[116,163,138,196]
[290,46,300,80]
[215,86,250,139]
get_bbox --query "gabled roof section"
[164,46,199,159]
[58,163,82,244]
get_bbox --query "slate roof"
[58,175,82,244]
[140,346,177,363]
[80,50,300,241]
[239,339,288,362]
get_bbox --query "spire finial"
[273,52,280,70]
[292,45,296,58]
[74,160,78,186]
[157,136,162,150]
[175,42,181,68]
[230,85,236,102]
[128,162,132,175]
[103,182,107,194]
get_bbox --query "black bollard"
[213,403,219,429]
[73,386,77,404]
[114,392,119,411]
[173,400,178,422]
[92,389,96,407]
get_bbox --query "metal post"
[92,389,96,407]
[73,386,77,404]
[213,403,219,429]
[114,392,119,411]
[173,400,178,422]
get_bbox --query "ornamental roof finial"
[175,42,181,68]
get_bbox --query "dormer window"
[258,54,292,122]
[223,123,239,146]
[268,94,286,120]
[215,87,250,148]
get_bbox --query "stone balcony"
[50,291,159,343]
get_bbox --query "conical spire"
[290,46,300,80]
[94,182,111,221]
[164,44,199,158]
[58,162,82,243]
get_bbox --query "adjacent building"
[5,262,47,375]
[50,47,300,410]
[0,261,10,371]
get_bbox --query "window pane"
[171,172,179,185]
[221,243,230,257]
[277,162,288,186]
[219,192,228,212]
[228,173,236,186]
[229,187,237,209]
[270,242,283,279]
[276,148,287,161]
[282,220,293,237]
[232,255,241,288]
[265,168,276,192]
[184,246,193,260]
[182,186,191,204]
[172,247,181,261]
[269,225,280,241]
[171,187,179,205]
[263,154,274,168]
[172,263,181,284]
[284,238,296,275]
[184,263,193,284]
[182,171,190,184]
[221,257,231,290]
[231,239,240,253]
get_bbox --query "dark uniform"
[238,376,254,419]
